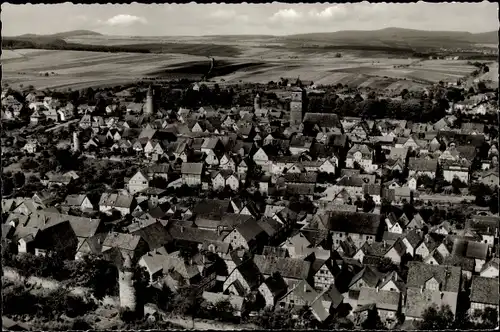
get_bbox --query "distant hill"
[284,27,498,50]
[17,30,102,39]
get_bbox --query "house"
[441,159,470,184]
[181,162,203,186]
[346,144,376,173]
[223,258,263,296]
[102,232,149,263]
[402,230,424,257]
[405,262,461,321]
[468,276,499,317]
[384,238,407,264]
[30,109,46,125]
[480,258,499,278]
[318,211,383,249]
[252,147,271,170]
[408,158,438,179]
[99,193,136,215]
[465,215,499,247]
[128,170,149,194]
[357,287,401,324]
[278,280,332,323]
[258,274,289,309]
[363,184,381,205]
[138,247,169,283]
[253,254,311,288]
[477,169,500,187]
[310,257,340,291]
[63,194,94,211]
[415,233,443,259]
[223,218,268,252]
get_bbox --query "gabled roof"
[181,162,203,175]
[254,255,311,280]
[357,287,401,311]
[130,222,172,250]
[349,265,381,288]
[317,211,382,235]
[406,261,461,293]
[102,232,142,251]
[408,157,438,172]
[234,218,266,242]
[470,276,499,305]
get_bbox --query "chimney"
[376,286,379,292]
[420,285,424,293]
[180,226,185,233]
[383,240,387,248]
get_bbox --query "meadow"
[2,42,493,94]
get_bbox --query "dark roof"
[263,274,288,298]
[408,158,438,172]
[181,162,203,175]
[465,241,488,260]
[349,266,381,288]
[285,183,315,196]
[235,259,263,289]
[406,261,461,293]
[193,199,231,218]
[470,276,499,305]
[102,232,142,251]
[130,222,172,250]
[234,218,266,242]
[283,172,318,184]
[253,255,311,280]
[318,211,382,235]
[167,224,222,244]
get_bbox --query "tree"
[418,304,454,330]
[13,172,26,188]
[377,257,397,273]
[256,307,295,329]
[477,307,498,329]
[211,299,235,322]
[361,307,386,329]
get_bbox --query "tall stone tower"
[254,93,261,112]
[119,254,137,312]
[290,88,306,126]
[144,85,154,115]
[72,131,80,153]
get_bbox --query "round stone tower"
[118,253,136,312]
[72,131,80,153]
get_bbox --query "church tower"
[289,87,306,126]
[254,93,261,112]
[144,85,154,115]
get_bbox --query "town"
[2,1,500,330]
[2,69,498,330]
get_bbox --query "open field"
[2,44,491,93]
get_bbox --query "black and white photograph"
[1,1,499,330]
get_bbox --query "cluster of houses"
[1,84,498,327]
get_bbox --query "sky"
[2,2,498,36]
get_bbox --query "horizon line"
[6,26,498,38]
